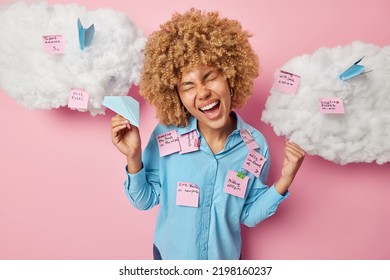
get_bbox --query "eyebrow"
[179,70,216,87]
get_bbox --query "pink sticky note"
[243,150,267,178]
[224,170,249,199]
[156,130,181,157]
[240,129,259,150]
[68,88,89,109]
[42,35,65,54]
[273,70,301,95]
[176,182,199,207]
[319,98,345,114]
[179,130,200,154]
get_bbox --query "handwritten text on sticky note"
[157,130,181,157]
[273,70,301,95]
[319,98,345,114]
[42,35,65,54]
[243,150,267,178]
[68,88,89,109]
[176,182,199,207]
[224,170,249,199]
[240,129,259,150]
[179,130,200,154]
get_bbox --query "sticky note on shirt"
[273,70,301,95]
[68,88,89,109]
[179,130,200,154]
[176,182,199,207]
[42,35,65,54]
[243,150,267,178]
[319,98,345,114]
[224,170,249,199]
[157,130,181,156]
[103,96,140,127]
[240,129,259,150]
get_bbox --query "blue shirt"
[124,113,288,260]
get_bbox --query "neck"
[198,113,237,154]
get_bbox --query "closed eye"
[182,86,195,92]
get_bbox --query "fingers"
[285,142,306,163]
[111,114,130,141]
[111,114,131,130]
[111,114,129,127]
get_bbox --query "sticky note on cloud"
[273,69,301,95]
[103,96,140,127]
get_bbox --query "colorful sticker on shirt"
[240,129,259,150]
[156,130,181,157]
[224,170,249,199]
[179,129,200,154]
[243,149,267,178]
[176,182,200,207]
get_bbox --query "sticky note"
[179,130,200,154]
[42,35,65,54]
[273,70,301,95]
[156,130,181,157]
[176,182,199,207]
[78,18,95,50]
[224,170,249,199]
[243,150,267,178]
[240,129,259,150]
[103,96,140,127]
[319,98,345,114]
[68,88,89,109]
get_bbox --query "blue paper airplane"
[78,18,95,50]
[103,96,140,127]
[339,56,366,80]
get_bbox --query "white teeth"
[200,101,219,111]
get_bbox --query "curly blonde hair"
[139,8,259,127]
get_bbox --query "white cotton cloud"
[261,41,390,164]
[0,1,146,115]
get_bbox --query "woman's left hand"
[281,142,306,179]
[275,142,306,195]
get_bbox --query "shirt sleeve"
[124,129,161,210]
[240,139,289,227]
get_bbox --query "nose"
[197,84,211,100]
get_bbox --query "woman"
[111,8,305,260]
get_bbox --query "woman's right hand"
[111,114,142,160]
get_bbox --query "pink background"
[1,0,389,260]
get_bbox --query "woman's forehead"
[180,65,219,78]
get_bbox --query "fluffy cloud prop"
[0,1,145,115]
[261,41,390,164]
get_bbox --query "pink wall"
[1,0,389,259]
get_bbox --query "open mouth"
[199,101,220,116]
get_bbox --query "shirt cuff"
[268,184,289,203]
[125,164,147,193]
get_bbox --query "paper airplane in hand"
[103,96,140,127]
[78,18,95,50]
[339,56,370,80]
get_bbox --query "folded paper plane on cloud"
[78,18,95,50]
[339,56,366,80]
[103,96,140,127]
